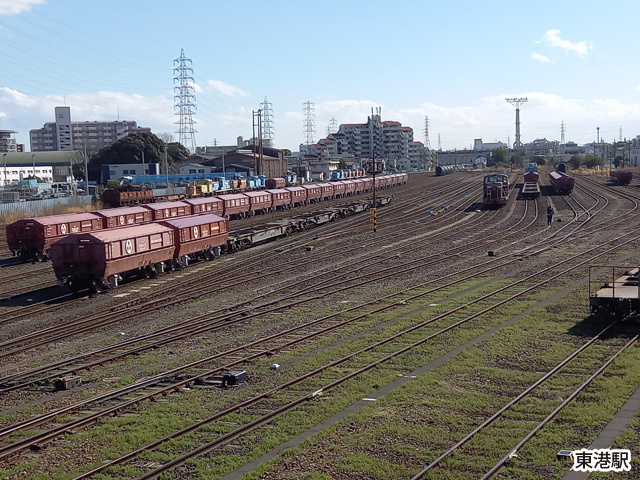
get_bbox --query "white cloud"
[3,87,640,152]
[538,29,592,58]
[531,52,552,63]
[206,80,250,98]
[0,0,44,15]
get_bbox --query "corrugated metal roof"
[2,151,86,165]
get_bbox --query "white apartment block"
[0,130,18,153]
[30,106,149,153]
[304,111,429,167]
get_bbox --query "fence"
[0,195,95,220]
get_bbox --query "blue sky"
[1,0,639,152]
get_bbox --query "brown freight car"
[51,223,176,292]
[244,191,273,215]
[140,200,192,220]
[216,193,250,219]
[182,197,224,216]
[265,189,292,210]
[265,177,286,189]
[285,186,308,206]
[6,212,105,261]
[301,184,322,203]
[101,187,154,207]
[160,214,228,266]
[92,206,153,228]
[317,183,335,201]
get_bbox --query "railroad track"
[3,172,640,479]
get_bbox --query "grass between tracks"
[2,275,640,479]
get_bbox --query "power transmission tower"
[327,116,338,136]
[505,97,528,149]
[561,121,566,144]
[260,97,274,147]
[303,101,316,147]
[173,49,197,153]
[437,133,441,151]
[423,116,432,151]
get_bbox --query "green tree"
[583,154,603,169]
[166,142,190,166]
[568,155,582,170]
[491,147,509,166]
[88,132,175,182]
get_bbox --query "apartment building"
[30,106,149,154]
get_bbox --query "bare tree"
[158,132,174,143]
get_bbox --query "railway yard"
[1,168,640,480]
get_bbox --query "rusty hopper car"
[102,187,153,207]
[92,206,153,228]
[284,186,308,206]
[265,177,286,189]
[342,180,356,196]
[51,223,175,292]
[266,189,292,210]
[182,197,224,216]
[244,191,273,215]
[332,181,346,198]
[301,184,322,203]
[523,170,539,183]
[549,171,575,194]
[610,170,633,185]
[141,201,192,220]
[317,183,335,201]
[216,193,250,218]
[160,214,228,266]
[6,212,105,261]
[483,173,512,207]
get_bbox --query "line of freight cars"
[51,196,392,293]
[521,163,541,198]
[6,174,408,261]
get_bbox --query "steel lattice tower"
[260,97,274,147]
[327,116,338,136]
[173,49,197,153]
[505,97,528,149]
[303,101,316,146]
[423,116,432,151]
[561,121,566,144]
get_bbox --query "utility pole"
[505,97,528,148]
[164,146,170,192]
[252,110,263,175]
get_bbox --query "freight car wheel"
[144,265,158,279]
[91,278,109,294]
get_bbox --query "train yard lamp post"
[31,154,36,179]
